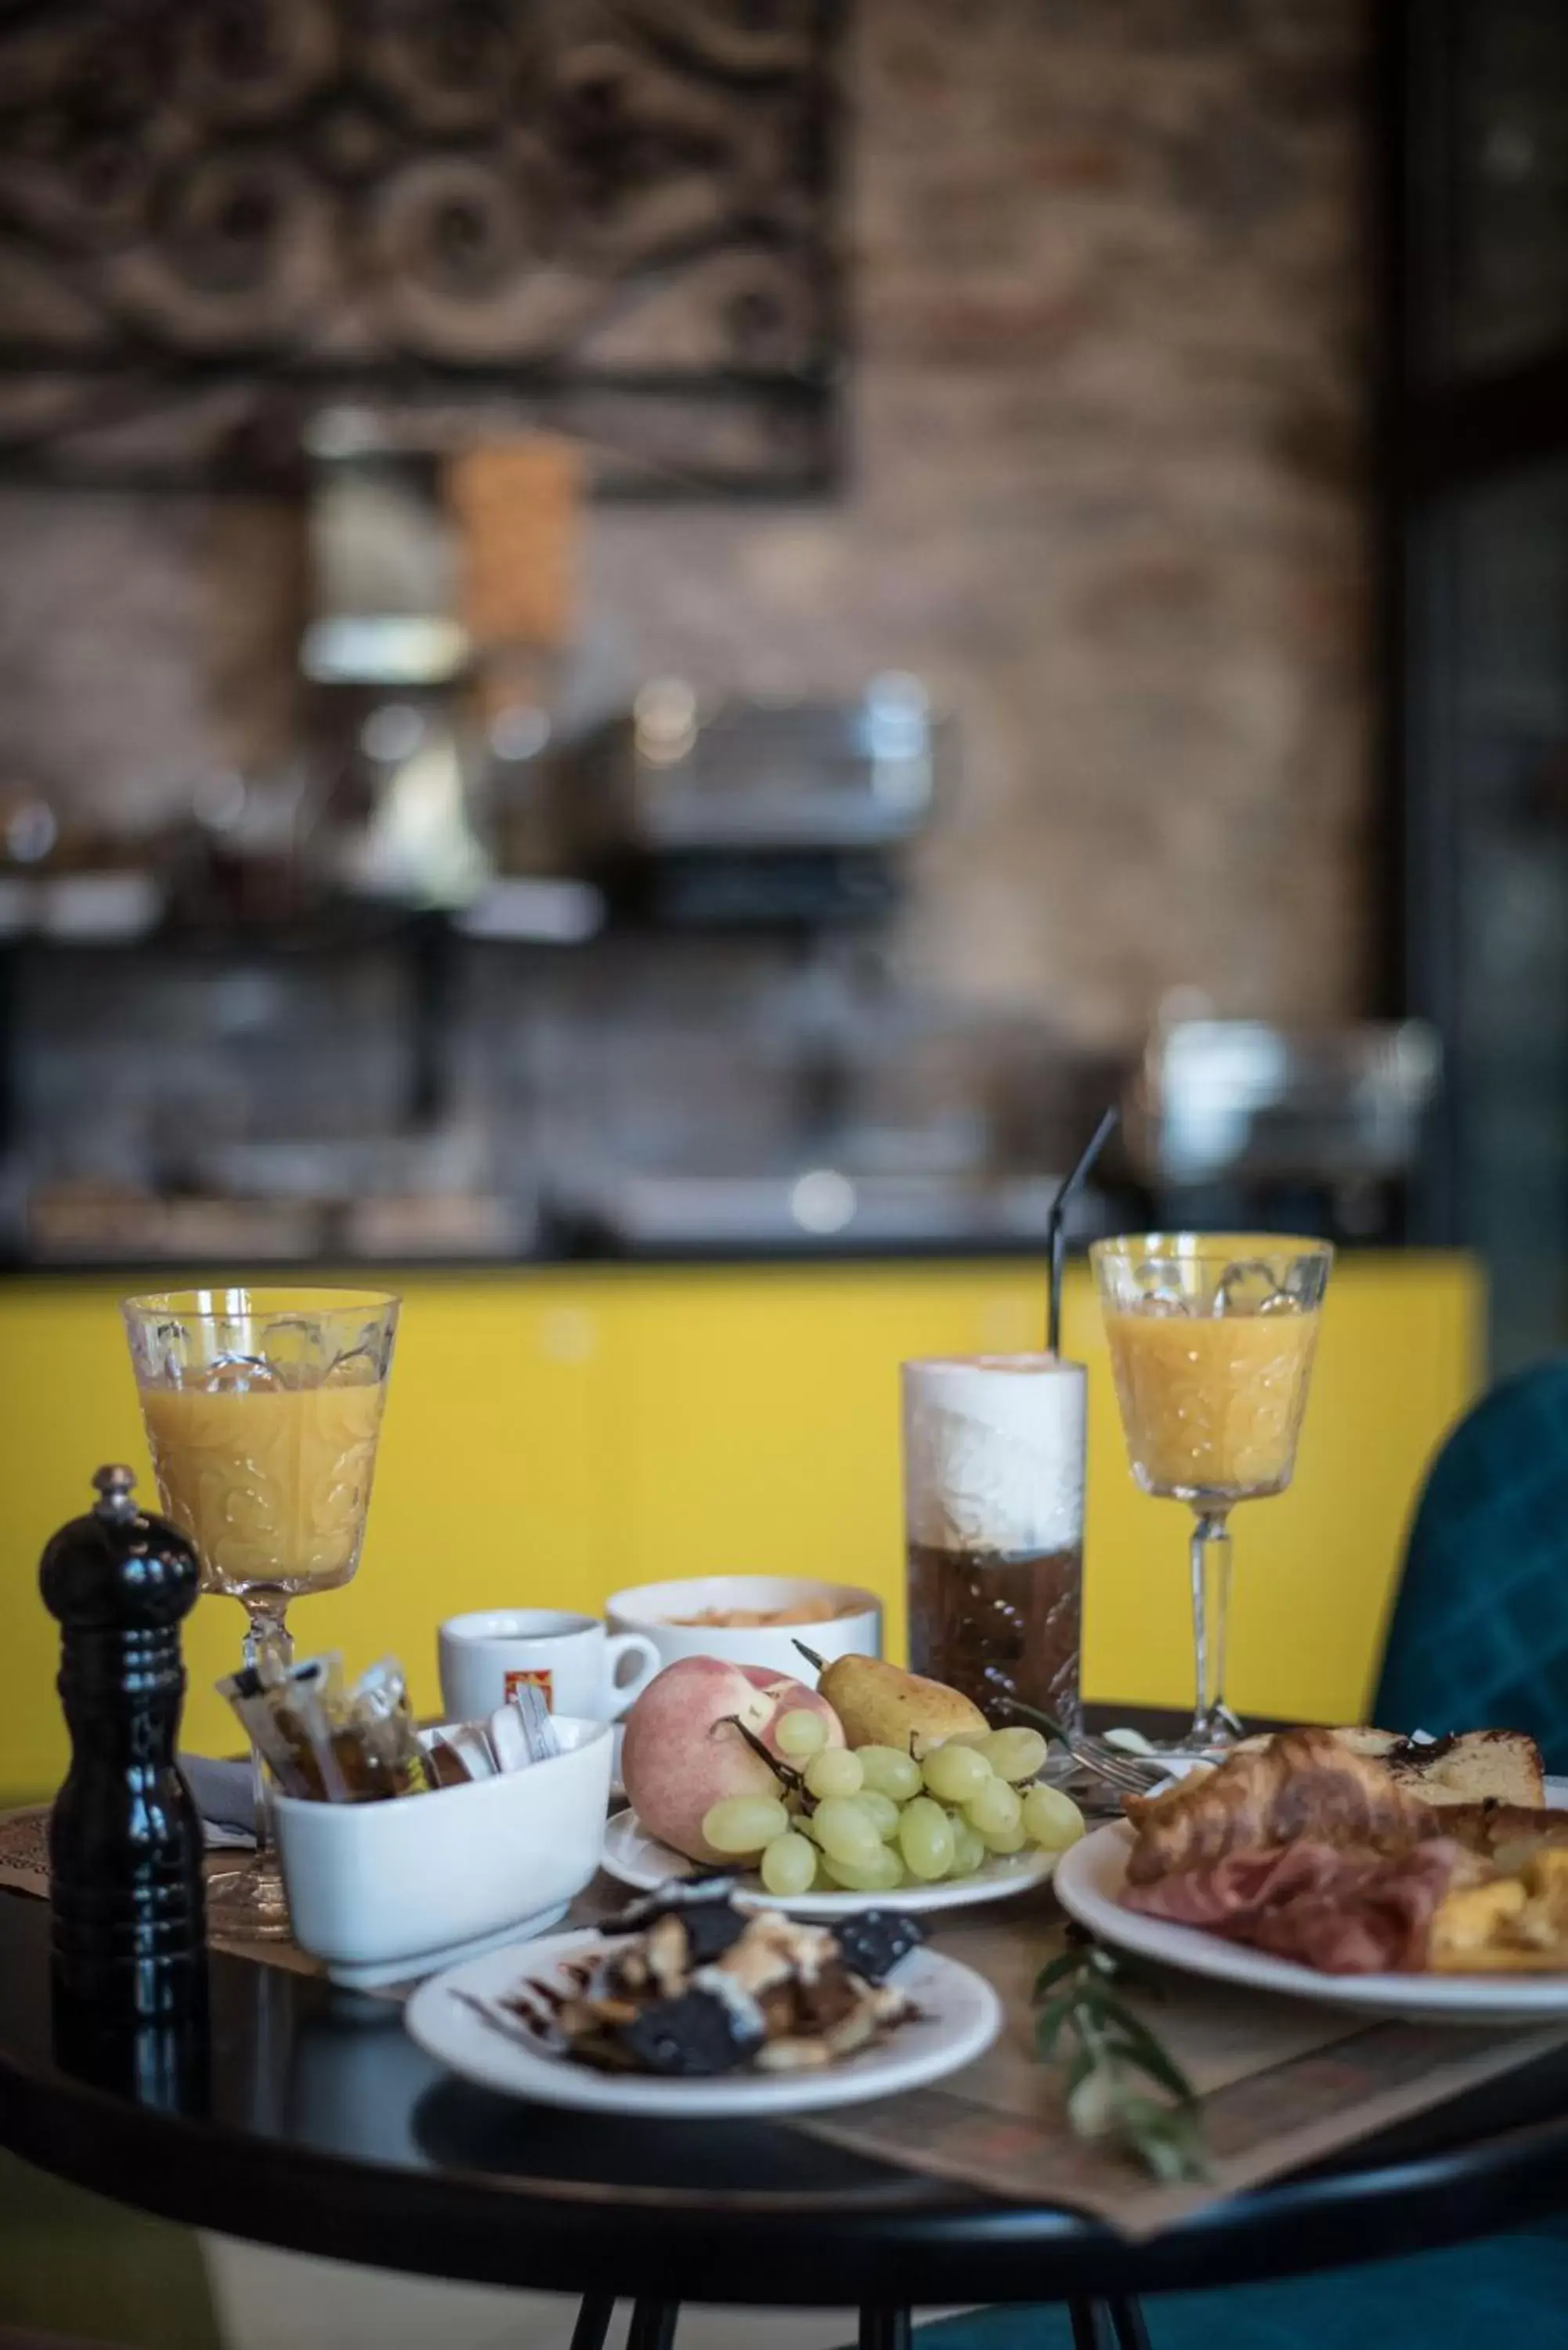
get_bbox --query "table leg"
[569,2296,616,2350]
[858,2312,912,2350]
[1104,2297,1152,2349]
[1068,2305,1104,2350]
[626,2301,680,2350]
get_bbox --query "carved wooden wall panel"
[0,0,843,494]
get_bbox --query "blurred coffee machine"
[567,674,956,927]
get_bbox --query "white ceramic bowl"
[273,1716,612,1986]
[605,1576,882,1676]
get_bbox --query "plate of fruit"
[605,1647,1085,1915]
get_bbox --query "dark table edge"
[3,2020,1568,2308]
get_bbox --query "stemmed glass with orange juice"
[1090,1235,1331,1750]
[122,1288,399,1936]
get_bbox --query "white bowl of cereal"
[605,1576,882,1676]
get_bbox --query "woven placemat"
[802,1878,1568,2236]
[0,1807,48,1891]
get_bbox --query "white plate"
[1054,1821,1568,2026]
[602,1807,1057,1919]
[404,1927,1002,2117]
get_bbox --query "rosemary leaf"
[1065,2041,1097,2096]
[1109,2034,1201,2108]
[1034,1951,1086,1998]
[1033,1993,1078,2054]
[1099,2001,1198,2085]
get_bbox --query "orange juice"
[140,1380,387,1600]
[1102,1307,1321,1499]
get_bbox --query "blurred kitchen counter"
[0,1252,1482,1802]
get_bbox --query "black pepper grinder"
[40,1466,208,2020]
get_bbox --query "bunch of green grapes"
[699,1712,1085,1898]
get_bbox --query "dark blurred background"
[0,0,1559,1369]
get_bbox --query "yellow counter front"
[0,1253,1483,1802]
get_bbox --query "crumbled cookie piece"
[522,1885,922,2079]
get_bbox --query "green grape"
[856,1745,923,1802]
[898,1795,956,1882]
[977,1817,1028,1856]
[703,1795,792,1855]
[775,1708,829,1759]
[965,1777,1022,1838]
[820,1844,903,1893]
[858,1788,901,1840]
[1021,1783,1086,1853]
[977,1726,1050,1784]
[948,1814,988,1876]
[920,1742,994,1804]
[760,1831,820,1896]
[811,1795,883,1869]
[804,1747,865,1800]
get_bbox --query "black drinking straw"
[1046,1104,1119,1356]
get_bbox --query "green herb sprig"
[1034,1932,1209,2182]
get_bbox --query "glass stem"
[1188,1509,1241,1748]
[241,1604,292,1864]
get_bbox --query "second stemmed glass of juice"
[1089,1234,1331,1750]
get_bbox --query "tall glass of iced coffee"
[901,1353,1086,1731]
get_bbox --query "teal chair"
[877,2239,1568,2350]
[1374,1357,1568,1769]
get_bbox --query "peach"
[620,1657,844,1863]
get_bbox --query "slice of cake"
[1237,1727,1545,1809]
[1352,1729,1544,1809]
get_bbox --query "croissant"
[1122,1727,1438,1887]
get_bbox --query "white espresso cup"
[438,1610,660,1727]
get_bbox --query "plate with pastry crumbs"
[1056,1726,1568,2029]
[404,1888,1002,2117]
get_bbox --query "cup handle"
[604,1634,661,1719]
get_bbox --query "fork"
[1055,1728,1172,1799]
[1010,1704,1176,1800]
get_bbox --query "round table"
[4,1889,1568,2350]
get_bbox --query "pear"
[795,1645,988,1754]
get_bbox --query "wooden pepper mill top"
[39,1466,208,2019]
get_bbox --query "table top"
[5,1891,1568,2308]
